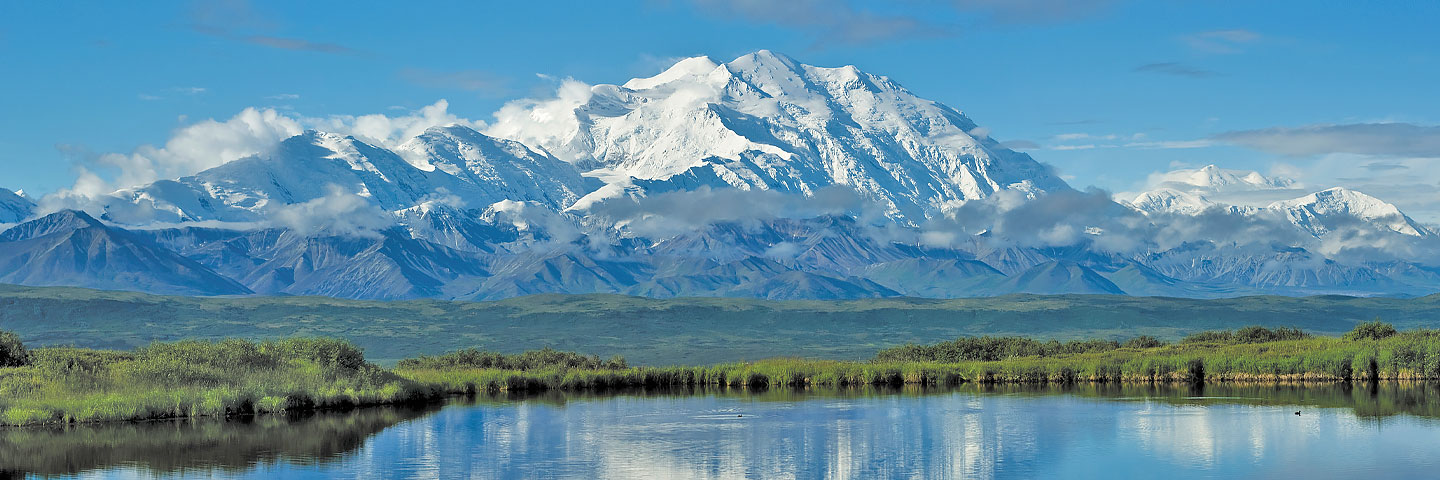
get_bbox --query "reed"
[5,322,1440,426]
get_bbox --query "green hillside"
[1,284,1437,365]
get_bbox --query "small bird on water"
[1295,411,1302,416]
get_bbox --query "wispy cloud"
[239,35,354,54]
[189,0,357,55]
[265,93,300,100]
[1215,123,1440,157]
[399,68,509,95]
[1000,139,1040,150]
[1133,62,1217,78]
[682,0,1115,45]
[685,0,954,45]
[949,0,1116,24]
[1363,161,1408,171]
[1124,139,1214,149]
[1182,29,1262,54]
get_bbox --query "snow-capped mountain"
[489,50,1068,224]
[1269,187,1433,238]
[1126,188,1217,216]
[98,127,589,225]
[0,188,33,224]
[1129,168,1433,239]
[2,52,1438,300]
[1151,164,1294,193]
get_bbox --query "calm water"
[7,384,1440,479]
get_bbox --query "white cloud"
[54,107,304,198]
[268,184,393,237]
[306,99,485,150]
[587,185,869,239]
[485,79,595,162]
[46,100,486,203]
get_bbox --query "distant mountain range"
[2,51,1437,300]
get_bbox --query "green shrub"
[1182,326,1308,344]
[0,330,30,367]
[397,347,627,371]
[873,336,1121,363]
[1345,320,1398,341]
[1122,336,1166,349]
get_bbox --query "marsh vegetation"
[4,321,1440,426]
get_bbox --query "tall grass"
[0,338,433,426]
[5,323,1440,426]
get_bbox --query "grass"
[6,284,1440,365]
[0,338,434,426]
[4,322,1440,426]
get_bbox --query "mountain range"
[2,51,1437,300]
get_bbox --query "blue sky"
[3,1,1438,219]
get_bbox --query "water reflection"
[0,405,437,478]
[7,383,1440,479]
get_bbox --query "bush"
[397,347,627,371]
[1182,326,1308,344]
[1122,336,1166,349]
[0,330,30,367]
[873,336,1121,363]
[1345,320,1398,341]
[263,338,366,370]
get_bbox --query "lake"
[5,383,1440,479]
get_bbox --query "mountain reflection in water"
[5,383,1440,479]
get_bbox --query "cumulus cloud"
[1215,123,1440,157]
[306,99,485,150]
[44,100,484,206]
[925,188,1158,252]
[485,79,595,162]
[268,185,393,237]
[54,107,303,198]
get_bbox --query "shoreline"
[4,323,1438,427]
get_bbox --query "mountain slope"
[1269,187,1433,238]
[0,188,34,223]
[490,50,1069,223]
[0,211,251,295]
[997,261,1126,295]
[104,128,592,224]
[0,52,1435,301]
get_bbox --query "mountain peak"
[490,50,1069,224]
[0,187,36,223]
[731,49,800,71]
[0,209,104,242]
[1270,187,1431,237]
[622,56,721,90]
[1161,164,1294,192]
